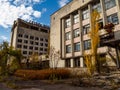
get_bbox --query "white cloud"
[0,0,45,28]
[33,11,41,18]
[41,8,47,13]
[33,0,41,3]
[13,0,45,6]
[0,36,8,41]
[58,0,70,7]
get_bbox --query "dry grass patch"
[14,69,70,80]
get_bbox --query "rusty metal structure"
[100,31,120,68]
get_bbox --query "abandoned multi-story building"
[10,18,49,58]
[50,0,120,68]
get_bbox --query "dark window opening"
[24,40,28,44]
[30,36,34,40]
[23,45,27,49]
[18,34,23,37]
[24,35,28,38]
[40,43,43,46]
[17,44,22,48]
[30,41,34,45]
[23,51,27,54]
[40,38,43,41]
[41,29,48,33]
[73,57,80,67]
[35,47,38,50]
[29,46,33,50]
[31,26,39,30]
[65,59,71,67]
[40,48,43,51]
[35,42,39,45]
[44,48,47,52]
[35,37,39,40]
[18,39,22,43]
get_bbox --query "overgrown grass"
[6,81,19,89]
[14,69,71,80]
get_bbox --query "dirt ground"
[0,79,104,90]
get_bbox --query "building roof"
[51,0,73,16]
[11,18,50,31]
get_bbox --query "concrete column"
[61,19,65,58]
[10,29,13,46]
[15,27,19,49]
[88,4,92,31]
[80,57,84,67]
[70,14,74,57]
[78,10,83,55]
[100,0,107,25]
[115,0,120,23]
[70,58,74,68]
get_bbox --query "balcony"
[100,31,120,47]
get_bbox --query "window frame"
[65,18,71,28]
[83,24,90,35]
[74,42,80,52]
[92,3,101,12]
[104,0,116,10]
[83,40,91,50]
[82,8,89,20]
[107,13,119,25]
[74,28,80,38]
[73,14,79,24]
[65,31,71,40]
[66,44,71,53]
[73,58,80,67]
[65,59,71,67]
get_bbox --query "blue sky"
[0,0,71,43]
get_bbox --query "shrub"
[8,58,21,75]
[14,69,70,80]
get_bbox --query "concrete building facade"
[11,18,49,58]
[50,0,120,68]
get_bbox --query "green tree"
[9,49,23,67]
[0,42,10,74]
[0,41,23,75]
